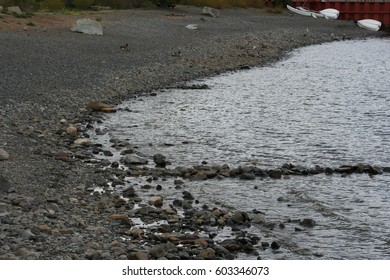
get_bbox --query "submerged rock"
[153,153,167,167]
[300,218,316,227]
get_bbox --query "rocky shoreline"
[0,6,388,259]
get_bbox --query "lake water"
[91,38,390,259]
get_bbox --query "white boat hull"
[357,19,382,31]
[287,5,312,17]
[287,5,340,20]
[319,8,340,20]
[297,6,325,18]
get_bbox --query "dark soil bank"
[0,6,387,259]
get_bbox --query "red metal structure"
[269,0,390,28]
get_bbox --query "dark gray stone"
[149,242,176,259]
[153,153,167,167]
[0,175,12,193]
[269,169,282,179]
[300,218,316,227]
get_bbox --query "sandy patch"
[0,11,109,32]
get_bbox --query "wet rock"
[383,167,390,173]
[126,227,144,239]
[367,165,383,175]
[122,187,137,198]
[108,213,129,220]
[324,167,334,174]
[148,196,163,207]
[182,191,194,200]
[251,213,267,224]
[153,153,167,167]
[291,165,309,175]
[335,165,353,174]
[300,218,316,227]
[189,172,207,181]
[149,242,176,259]
[219,239,241,252]
[123,154,148,165]
[240,65,251,70]
[103,150,113,156]
[0,149,9,160]
[271,241,280,249]
[74,138,91,146]
[269,169,282,179]
[172,199,183,208]
[261,242,270,248]
[177,84,210,90]
[231,211,250,224]
[312,165,325,174]
[87,101,114,111]
[197,248,215,260]
[174,179,184,186]
[182,201,193,210]
[239,172,256,180]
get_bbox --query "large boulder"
[70,19,103,36]
[7,6,22,15]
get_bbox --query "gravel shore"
[0,6,387,260]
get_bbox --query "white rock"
[0,6,4,12]
[70,19,103,36]
[74,138,91,146]
[202,6,219,18]
[0,149,9,161]
[185,24,198,30]
[148,196,163,207]
[124,154,148,165]
[66,125,78,137]
[7,6,22,15]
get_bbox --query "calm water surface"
[92,38,390,259]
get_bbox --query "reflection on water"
[92,38,390,259]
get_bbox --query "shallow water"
[91,38,390,259]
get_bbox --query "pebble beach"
[0,5,387,260]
